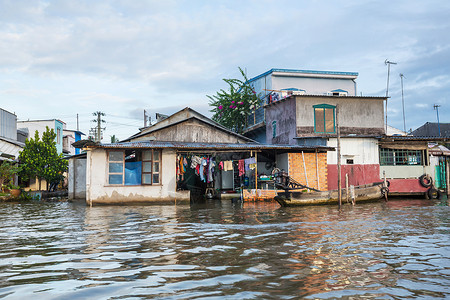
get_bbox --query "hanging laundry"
[208,157,215,183]
[190,156,202,169]
[238,159,245,177]
[199,158,207,182]
[249,163,257,170]
[224,160,233,171]
[244,157,256,171]
[218,161,224,170]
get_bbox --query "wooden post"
[302,151,309,190]
[315,150,320,190]
[337,105,342,208]
[445,156,450,199]
[346,173,349,203]
[255,152,258,191]
[383,170,388,202]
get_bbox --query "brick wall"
[288,152,328,191]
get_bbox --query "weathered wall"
[68,157,86,199]
[265,98,297,144]
[327,164,381,190]
[327,138,379,165]
[295,96,384,136]
[288,152,328,191]
[0,108,17,140]
[133,119,250,144]
[86,148,190,205]
[326,138,381,189]
[380,165,434,179]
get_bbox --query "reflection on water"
[0,198,449,299]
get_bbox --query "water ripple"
[0,199,448,299]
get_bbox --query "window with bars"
[313,104,335,133]
[379,148,424,166]
[108,149,161,185]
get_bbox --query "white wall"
[295,97,384,130]
[327,138,379,165]
[86,148,190,205]
[272,75,356,95]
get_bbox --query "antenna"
[400,73,406,133]
[434,104,441,136]
[384,59,397,133]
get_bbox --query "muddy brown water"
[0,198,449,299]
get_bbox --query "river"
[0,198,449,299]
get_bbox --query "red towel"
[238,159,245,176]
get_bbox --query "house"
[0,108,24,161]
[379,135,449,196]
[264,93,386,190]
[412,122,450,138]
[244,68,359,142]
[69,107,332,205]
[17,119,65,154]
[63,129,85,155]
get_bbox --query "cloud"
[0,0,449,139]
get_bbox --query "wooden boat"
[274,182,386,207]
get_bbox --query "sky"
[1,0,449,141]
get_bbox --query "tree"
[208,67,260,134]
[18,127,68,191]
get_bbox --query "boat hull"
[275,184,383,207]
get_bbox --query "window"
[142,149,160,185]
[57,128,61,144]
[272,120,277,138]
[108,149,161,185]
[108,151,124,184]
[313,104,335,133]
[379,148,424,166]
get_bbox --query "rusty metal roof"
[88,140,333,152]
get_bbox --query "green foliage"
[18,127,68,191]
[208,67,260,134]
[0,160,22,187]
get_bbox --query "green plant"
[0,160,22,187]
[7,183,20,190]
[208,67,260,134]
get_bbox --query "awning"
[379,141,428,150]
[429,144,450,156]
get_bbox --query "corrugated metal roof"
[382,135,450,141]
[89,140,333,152]
[247,68,359,83]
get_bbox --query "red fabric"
[238,159,245,176]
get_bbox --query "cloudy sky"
[1,0,449,141]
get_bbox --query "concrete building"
[17,119,65,154]
[244,68,359,143]
[63,129,85,155]
[264,94,386,190]
[0,108,24,161]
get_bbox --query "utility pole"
[336,105,342,208]
[400,74,406,132]
[77,113,79,131]
[434,104,441,136]
[92,111,106,142]
[385,59,397,133]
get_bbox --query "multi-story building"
[17,119,65,154]
[244,68,359,143]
